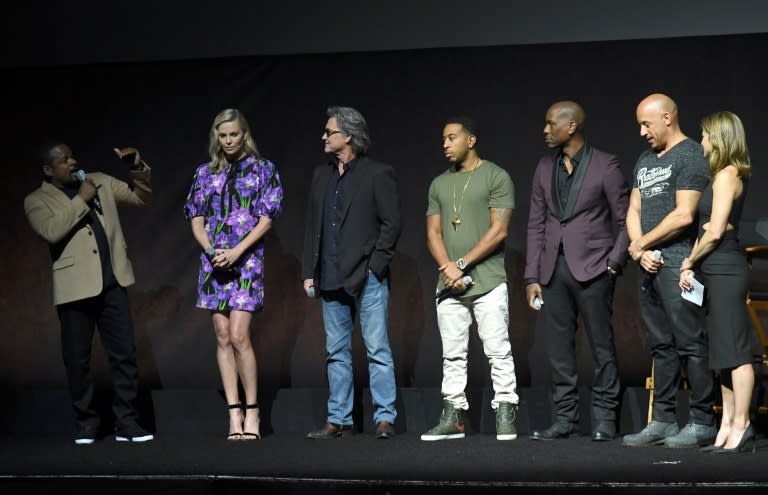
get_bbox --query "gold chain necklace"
[451,158,482,230]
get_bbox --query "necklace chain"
[451,159,482,230]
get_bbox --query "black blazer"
[302,155,401,297]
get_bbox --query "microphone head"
[73,170,86,182]
[652,250,662,260]
[463,275,473,285]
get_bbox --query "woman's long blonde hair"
[701,111,751,180]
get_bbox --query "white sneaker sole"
[116,434,154,442]
[420,433,466,441]
[74,438,95,445]
[497,433,518,440]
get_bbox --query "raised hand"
[113,147,142,167]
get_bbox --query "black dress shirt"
[61,184,118,290]
[556,144,585,213]
[319,157,357,291]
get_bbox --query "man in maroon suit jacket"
[524,101,630,441]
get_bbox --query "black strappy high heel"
[227,403,243,440]
[241,403,261,440]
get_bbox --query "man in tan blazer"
[24,142,153,445]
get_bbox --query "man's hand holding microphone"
[303,278,316,298]
[435,258,473,302]
[74,170,101,213]
[525,282,543,311]
[640,249,663,292]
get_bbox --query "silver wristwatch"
[456,258,467,271]
[205,246,216,258]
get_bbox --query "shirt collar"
[327,155,359,172]
[558,143,586,167]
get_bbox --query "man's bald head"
[548,100,586,132]
[543,100,586,150]
[636,93,682,152]
[637,93,678,121]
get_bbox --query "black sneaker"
[115,424,154,443]
[74,423,99,445]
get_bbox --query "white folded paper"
[680,275,704,306]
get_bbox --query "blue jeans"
[321,272,397,425]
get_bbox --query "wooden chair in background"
[745,243,768,415]
[746,245,768,366]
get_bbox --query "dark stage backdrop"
[3,33,766,399]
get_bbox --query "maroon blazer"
[524,144,629,285]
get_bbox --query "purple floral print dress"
[184,156,283,312]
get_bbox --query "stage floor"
[2,430,767,494]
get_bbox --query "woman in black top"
[680,111,753,453]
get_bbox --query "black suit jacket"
[302,155,401,297]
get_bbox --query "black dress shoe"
[592,422,617,441]
[592,430,617,441]
[375,421,396,439]
[307,422,354,439]
[592,420,617,442]
[530,423,573,441]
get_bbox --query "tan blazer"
[24,165,152,305]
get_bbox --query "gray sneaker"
[495,402,518,440]
[421,400,467,441]
[663,422,716,448]
[622,420,679,447]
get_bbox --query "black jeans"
[639,264,715,425]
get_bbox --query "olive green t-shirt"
[426,160,515,297]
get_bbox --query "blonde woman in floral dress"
[184,108,283,440]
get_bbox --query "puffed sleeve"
[184,164,210,220]
[254,159,284,220]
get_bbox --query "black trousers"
[56,284,140,430]
[639,264,715,425]
[541,254,621,427]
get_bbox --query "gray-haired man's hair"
[327,106,370,155]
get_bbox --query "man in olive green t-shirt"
[421,116,519,441]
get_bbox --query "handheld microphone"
[641,250,662,292]
[73,170,103,214]
[306,285,316,298]
[435,275,473,301]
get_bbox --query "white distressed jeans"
[435,282,519,410]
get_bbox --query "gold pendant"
[451,217,461,230]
